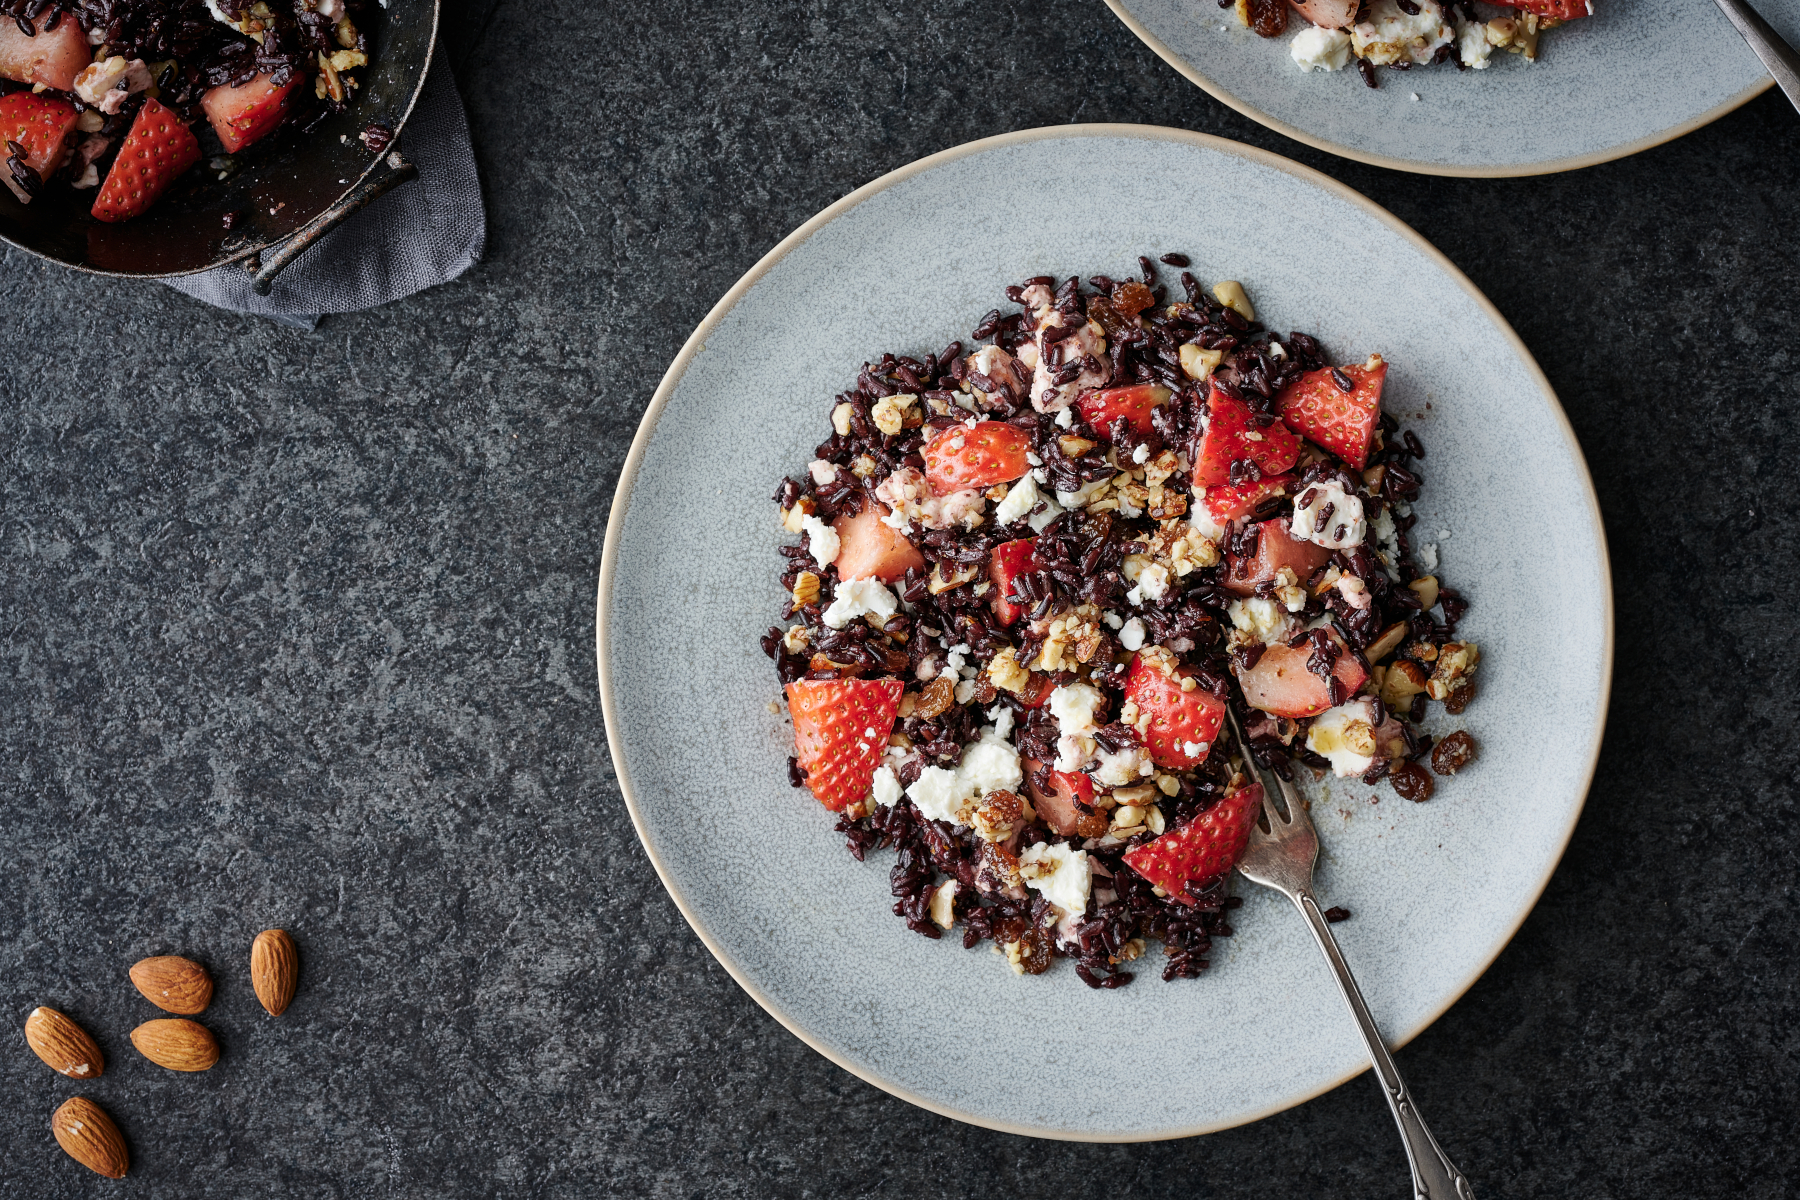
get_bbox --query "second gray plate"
[1108,0,1800,175]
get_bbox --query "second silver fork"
[1229,711,1476,1200]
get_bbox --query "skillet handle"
[246,151,419,295]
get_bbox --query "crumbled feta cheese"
[822,578,896,629]
[994,474,1040,526]
[1019,842,1092,915]
[1227,596,1294,644]
[905,730,1023,823]
[1181,740,1209,759]
[875,467,984,531]
[1049,681,1105,772]
[1455,11,1493,67]
[1352,0,1454,65]
[1101,611,1124,630]
[1306,698,1380,777]
[907,766,964,823]
[1092,743,1154,787]
[1131,443,1151,465]
[1290,25,1353,71]
[807,459,838,486]
[1419,542,1438,570]
[1290,480,1366,549]
[1055,406,1075,429]
[985,705,1016,741]
[73,57,152,114]
[1121,618,1150,652]
[1126,563,1171,607]
[800,514,840,568]
[871,765,903,810]
[1055,476,1110,509]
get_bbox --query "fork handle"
[1709,0,1800,114]
[1291,889,1476,1200]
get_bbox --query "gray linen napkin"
[162,42,484,328]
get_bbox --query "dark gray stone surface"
[0,0,1796,1195]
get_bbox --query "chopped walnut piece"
[781,625,810,655]
[831,403,854,436]
[970,790,1024,843]
[1426,642,1480,700]
[987,647,1031,694]
[1029,604,1106,672]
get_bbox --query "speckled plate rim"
[594,123,1614,1141]
[1102,0,1771,178]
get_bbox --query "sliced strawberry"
[90,98,200,224]
[989,537,1039,626]
[1124,651,1226,770]
[1123,783,1263,902]
[831,502,924,583]
[1235,629,1369,719]
[1493,0,1590,17]
[786,677,904,812]
[201,70,303,155]
[1223,519,1333,596]
[0,91,77,203]
[1077,384,1169,439]
[1290,0,1358,26]
[922,420,1030,495]
[0,17,90,92]
[1192,385,1301,489]
[1277,356,1386,470]
[1202,473,1295,526]
[1023,758,1105,838]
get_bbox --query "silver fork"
[1229,711,1476,1199]
[1709,0,1800,116]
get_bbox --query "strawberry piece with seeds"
[922,420,1030,494]
[1191,384,1301,489]
[989,537,1039,626]
[1077,384,1169,439]
[1123,783,1263,902]
[1494,0,1591,16]
[91,98,200,224]
[1277,355,1386,470]
[1202,473,1295,527]
[201,70,303,154]
[1124,651,1226,769]
[786,677,904,812]
[0,91,77,203]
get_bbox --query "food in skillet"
[1225,0,1593,84]
[0,0,380,222]
[762,255,1481,988]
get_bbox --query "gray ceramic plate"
[597,126,1612,1141]
[1107,0,1800,175]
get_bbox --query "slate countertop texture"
[0,0,1795,1196]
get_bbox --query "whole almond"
[129,1018,220,1072]
[250,929,299,1016]
[23,1008,104,1079]
[51,1096,127,1179]
[129,955,213,1015]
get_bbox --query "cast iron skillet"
[0,0,439,293]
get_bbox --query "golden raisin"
[1390,761,1435,803]
[1431,731,1477,776]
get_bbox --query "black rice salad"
[0,0,378,222]
[1270,0,1592,86]
[765,257,1481,989]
